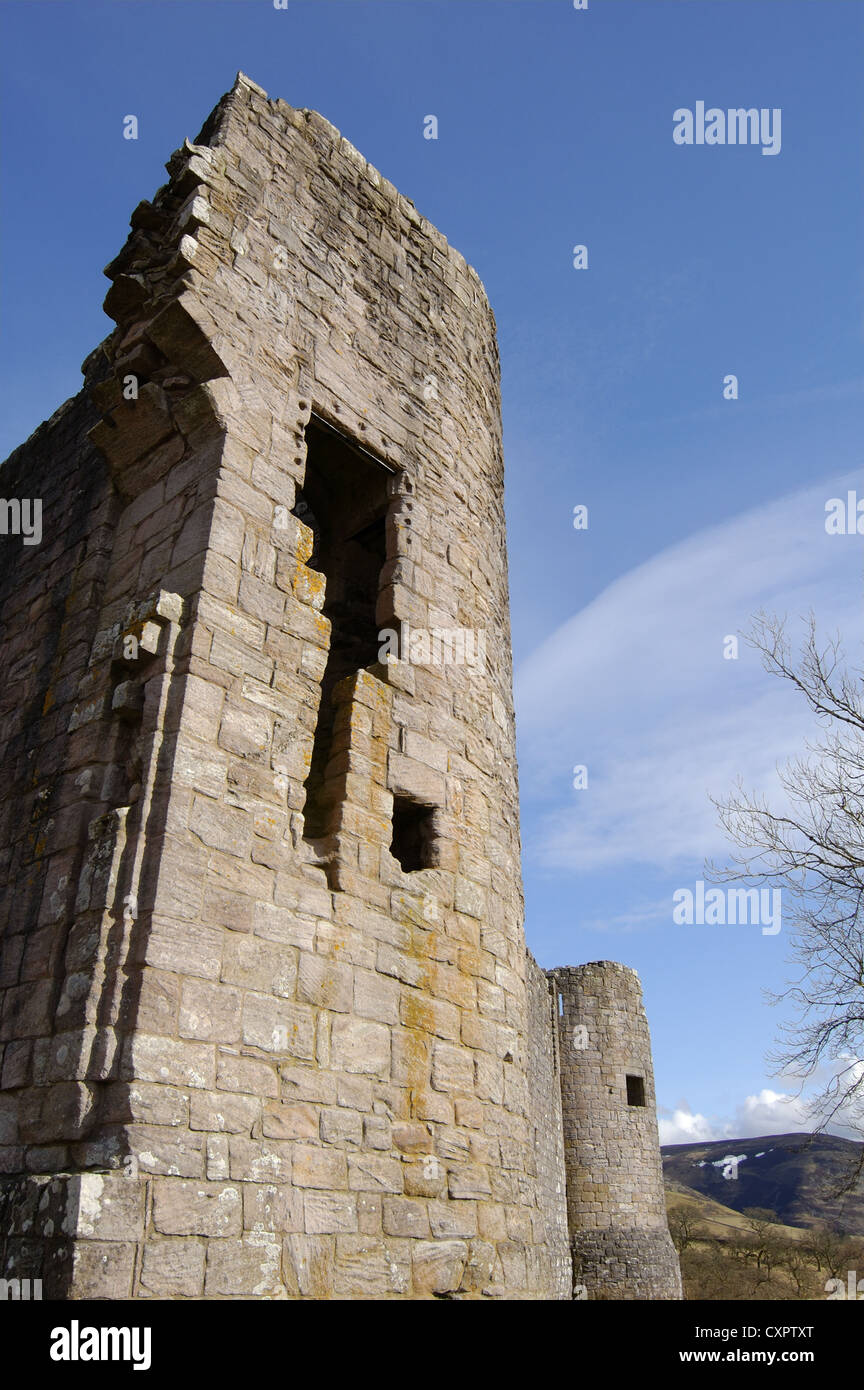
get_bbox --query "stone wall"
[523,952,571,1298]
[0,370,118,1167]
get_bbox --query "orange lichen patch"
[399,988,436,1039]
[338,805,390,844]
[398,1025,429,1067]
[42,687,56,715]
[317,927,349,958]
[368,738,388,775]
[344,703,373,735]
[347,669,391,713]
[295,522,314,564]
[293,565,325,609]
[457,946,490,979]
[397,998,435,1084]
[416,955,441,1000]
[424,962,475,1012]
[390,892,431,931]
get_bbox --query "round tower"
[553,962,682,1299]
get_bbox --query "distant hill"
[665,1181,810,1244]
[662,1132,864,1234]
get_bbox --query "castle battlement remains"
[0,75,681,1300]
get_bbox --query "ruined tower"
[555,964,682,1299]
[0,75,680,1300]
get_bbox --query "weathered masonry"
[0,75,681,1300]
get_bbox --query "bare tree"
[727,1229,758,1267]
[709,612,864,1172]
[779,1239,815,1299]
[669,1209,701,1252]
[804,1223,862,1280]
[743,1207,782,1277]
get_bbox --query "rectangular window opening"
[296,419,389,840]
[626,1074,646,1107]
[391,797,436,872]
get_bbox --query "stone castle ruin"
[0,75,681,1300]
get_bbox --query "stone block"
[332,1235,409,1297]
[448,1164,492,1200]
[291,1145,347,1190]
[330,1016,390,1077]
[303,1191,358,1234]
[140,1238,206,1298]
[382,1197,430,1238]
[124,1035,215,1090]
[261,1101,318,1141]
[320,1107,363,1146]
[243,1182,303,1234]
[283,1234,334,1298]
[152,1180,242,1237]
[347,1154,403,1194]
[189,1090,260,1134]
[428,1198,478,1239]
[204,1236,283,1297]
[241,993,315,1059]
[216,1053,279,1098]
[68,1240,137,1300]
[221,937,297,997]
[228,1137,292,1184]
[411,1239,467,1296]
[431,1041,475,1094]
[179,979,241,1042]
[296,952,353,1012]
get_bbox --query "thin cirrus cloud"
[515,473,864,876]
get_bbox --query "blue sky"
[2,0,863,1142]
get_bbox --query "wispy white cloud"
[659,1105,722,1146]
[516,472,864,876]
[659,1090,809,1146]
[582,896,673,933]
[659,1058,864,1145]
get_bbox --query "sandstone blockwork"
[555,963,683,1300]
[0,75,681,1300]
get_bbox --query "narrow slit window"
[391,797,436,872]
[626,1074,646,1107]
[296,419,389,840]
